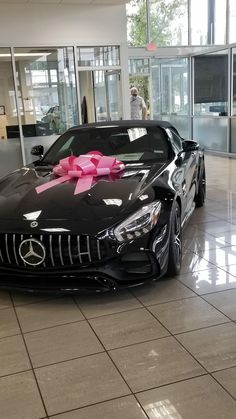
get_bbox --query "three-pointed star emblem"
[19,238,46,266]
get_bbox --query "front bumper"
[0,250,162,293]
[0,221,170,293]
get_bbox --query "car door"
[166,128,199,219]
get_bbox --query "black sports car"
[0,120,205,293]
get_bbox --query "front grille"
[0,233,109,268]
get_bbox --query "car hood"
[0,162,167,232]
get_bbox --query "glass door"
[93,70,122,122]
[94,70,107,122]
[105,70,122,121]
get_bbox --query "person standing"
[130,87,147,120]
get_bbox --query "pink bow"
[35,151,125,195]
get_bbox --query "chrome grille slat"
[87,236,92,262]
[97,240,101,260]
[0,233,105,268]
[58,235,64,266]
[40,234,46,267]
[13,234,18,264]
[49,235,55,267]
[77,235,82,263]
[5,234,11,264]
[68,235,73,265]
[20,234,26,266]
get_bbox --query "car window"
[42,126,171,165]
[166,128,183,153]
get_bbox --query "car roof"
[68,119,175,132]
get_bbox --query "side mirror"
[31,145,44,156]
[182,140,199,152]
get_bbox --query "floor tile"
[198,246,236,267]
[183,234,227,252]
[189,212,221,225]
[221,264,236,277]
[131,279,195,306]
[0,335,30,377]
[16,298,84,332]
[180,252,213,274]
[197,220,236,235]
[149,296,228,334]
[204,200,228,212]
[213,367,236,399]
[208,207,236,221]
[0,371,45,419]
[176,323,236,372]
[35,352,130,416]
[182,225,206,239]
[25,321,103,368]
[178,268,236,295]
[0,291,12,309]
[49,395,147,419]
[90,308,169,350]
[137,375,236,419]
[0,308,20,339]
[203,289,236,320]
[214,231,236,246]
[75,290,142,319]
[109,336,204,393]
[11,292,55,307]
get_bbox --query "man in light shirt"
[130,87,147,120]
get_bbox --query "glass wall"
[151,58,189,137]
[129,58,150,75]
[78,46,120,67]
[149,0,188,46]
[13,47,78,164]
[127,0,227,47]
[193,49,228,152]
[0,44,123,177]
[191,0,226,45]
[0,48,22,176]
[126,0,148,46]
[194,50,228,116]
[231,48,236,153]
[230,0,236,43]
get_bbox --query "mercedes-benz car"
[0,120,205,293]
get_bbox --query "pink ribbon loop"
[35,151,125,195]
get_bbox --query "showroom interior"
[0,0,236,418]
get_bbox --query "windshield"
[41,126,170,165]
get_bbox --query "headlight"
[113,201,161,243]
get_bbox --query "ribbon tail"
[35,175,71,194]
[74,176,93,195]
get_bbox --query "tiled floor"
[1,154,236,418]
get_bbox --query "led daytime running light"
[113,201,161,243]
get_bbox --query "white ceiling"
[0,0,128,4]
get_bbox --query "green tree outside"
[127,0,187,117]
[127,0,187,47]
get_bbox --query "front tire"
[166,201,182,277]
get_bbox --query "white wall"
[0,4,127,46]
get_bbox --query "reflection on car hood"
[0,162,167,229]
